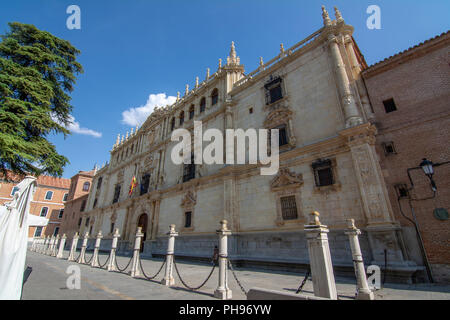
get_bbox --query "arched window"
[171,117,176,131]
[179,111,185,126]
[189,105,195,120]
[200,97,206,113]
[211,88,219,106]
[83,182,90,191]
[45,191,53,200]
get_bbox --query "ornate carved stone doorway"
[137,213,148,252]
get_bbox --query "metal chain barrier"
[295,268,311,294]
[227,259,248,295]
[75,250,82,261]
[139,256,166,280]
[115,255,133,272]
[84,252,94,264]
[173,256,216,291]
[98,254,110,269]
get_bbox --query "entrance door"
[137,214,148,253]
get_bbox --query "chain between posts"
[115,255,133,272]
[295,268,311,294]
[227,258,248,295]
[85,252,94,264]
[98,254,110,268]
[139,256,166,280]
[173,256,216,291]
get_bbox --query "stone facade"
[0,171,70,239]
[80,7,424,282]
[362,31,450,283]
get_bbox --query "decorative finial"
[121,135,124,144]
[135,125,138,134]
[280,43,285,53]
[227,41,240,65]
[259,56,264,67]
[169,224,176,233]
[195,76,199,88]
[130,127,134,136]
[310,211,321,226]
[220,219,229,231]
[218,58,222,69]
[116,134,120,146]
[322,6,332,26]
[347,219,357,230]
[206,68,210,80]
[125,131,129,140]
[185,84,189,95]
[334,6,344,23]
[177,91,180,101]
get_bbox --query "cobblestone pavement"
[22,250,450,300]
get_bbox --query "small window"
[280,196,298,220]
[200,97,206,113]
[40,207,48,217]
[58,209,64,219]
[179,111,185,126]
[85,217,90,227]
[45,191,53,200]
[249,107,253,114]
[312,159,334,187]
[53,227,59,236]
[383,98,397,113]
[78,218,82,227]
[382,142,396,155]
[93,198,98,208]
[185,211,192,228]
[171,117,176,131]
[10,186,19,196]
[395,184,409,199]
[34,227,43,237]
[269,125,289,147]
[265,76,283,105]
[80,200,86,212]
[113,185,121,204]
[183,153,195,182]
[63,193,68,202]
[97,177,103,190]
[110,222,115,234]
[140,174,151,195]
[211,88,219,105]
[189,105,195,120]
[89,226,93,235]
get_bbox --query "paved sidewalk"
[22,250,450,300]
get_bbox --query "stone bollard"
[38,237,43,253]
[47,236,54,255]
[91,231,103,267]
[30,238,36,251]
[214,220,232,300]
[304,211,338,300]
[161,224,178,286]
[130,227,144,277]
[51,235,60,256]
[77,232,89,264]
[57,234,67,259]
[345,219,374,300]
[68,232,79,261]
[40,237,46,253]
[108,229,121,271]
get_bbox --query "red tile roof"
[0,170,70,189]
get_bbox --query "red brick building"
[60,169,96,239]
[362,31,450,283]
[0,171,70,239]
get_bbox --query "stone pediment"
[180,190,196,208]
[264,105,293,128]
[271,168,303,191]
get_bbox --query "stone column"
[214,220,232,300]
[327,33,363,128]
[161,224,178,286]
[91,231,103,267]
[57,234,67,259]
[108,228,121,271]
[345,219,374,300]
[130,227,144,277]
[304,211,337,300]
[77,232,89,264]
[51,235,60,257]
[68,232,79,261]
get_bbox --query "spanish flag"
[129,176,137,196]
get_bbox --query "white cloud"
[53,114,102,138]
[121,93,177,127]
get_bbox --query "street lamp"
[419,158,438,192]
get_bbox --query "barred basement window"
[395,184,409,199]
[382,142,396,155]
[280,196,298,220]
[383,98,397,113]
[184,211,192,228]
[312,159,334,187]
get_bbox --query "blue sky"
[1,0,449,178]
